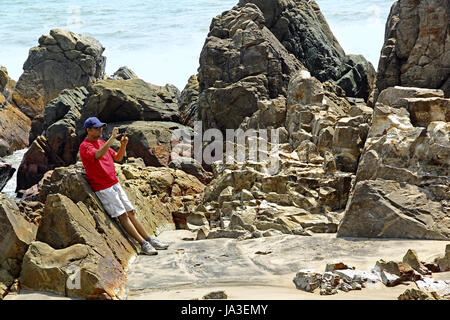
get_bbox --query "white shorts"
[95,183,134,218]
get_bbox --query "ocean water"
[0,0,395,90]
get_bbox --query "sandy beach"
[6,230,449,300]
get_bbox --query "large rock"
[179,75,199,127]
[103,121,193,168]
[20,241,120,299]
[197,3,305,132]
[338,87,450,239]
[12,29,106,120]
[0,161,14,192]
[77,79,180,126]
[19,161,204,299]
[0,103,31,157]
[376,0,450,97]
[0,194,37,268]
[238,0,376,100]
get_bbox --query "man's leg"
[127,210,150,240]
[127,210,169,250]
[117,212,146,244]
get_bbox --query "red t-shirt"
[79,138,119,192]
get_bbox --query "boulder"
[78,79,180,126]
[293,269,322,292]
[402,249,431,275]
[435,244,450,272]
[179,75,199,127]
[398,288,441,300]
[337,88,450,239]
[0,104,31,157]
[0,161,15,192]
[0,66,16,103]
[12,29,106,120]
[109,66,139,80]
[238,0,376,100]
[20,241,119,299]
[197,3,305,132]
[0,194,37,267]
[376,0,450,97]
[103,121,193,168]
[19,161,203,299]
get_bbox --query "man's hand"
[111,127,119,140]
[120,132,129,147]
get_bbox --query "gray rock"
[197,3,305,132]
[338,90,450,240]
[293,269,322,292]
[13,29,106,120]
[377,0,450,97]
[239,0,376,100]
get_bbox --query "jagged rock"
[338,88,450,239]
[12,29,106,120]
[0,104,31,157]
[198,3,305,132]
[20,241,119,299]
[169,157,213,185]
[293,269,322,292]
[435,244,450,272]
[0,66,16,102]
[0,67,29,156]
[377,86,444,107]
[376,0,450,97]
[325,262,352,273]
[109,66,139,80]
[398,288,441,300]
[187,212,209,231]
[16,87,88,191]
[0,194,37,267]
[179,75,199,127]
[238,0,376,100]
[372,259,419,286]
[18,162,203,299]
[202,290,227,300]
[78,79,180,125]
[0,161,14,192]
[402,249,431,275]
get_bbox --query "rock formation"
[0,67,31,156]
[0,194,37,298]
[179,75,199,127]
[189,70,372,239]
[0,161,14,192]
[12,29,106,121]
[337,87,450,239]
[377,0,450,97]
[238,0,376,100]
[8,161,204,299]
[197,3,305,132]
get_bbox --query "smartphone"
[116,128,126,139]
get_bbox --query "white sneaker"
[148,237,169,250]
[140,241,158,255]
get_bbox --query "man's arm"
[113,133,128,162]
[95,127,119,160]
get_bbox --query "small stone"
[202,290,227,300]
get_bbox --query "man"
[79,116,169,255]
